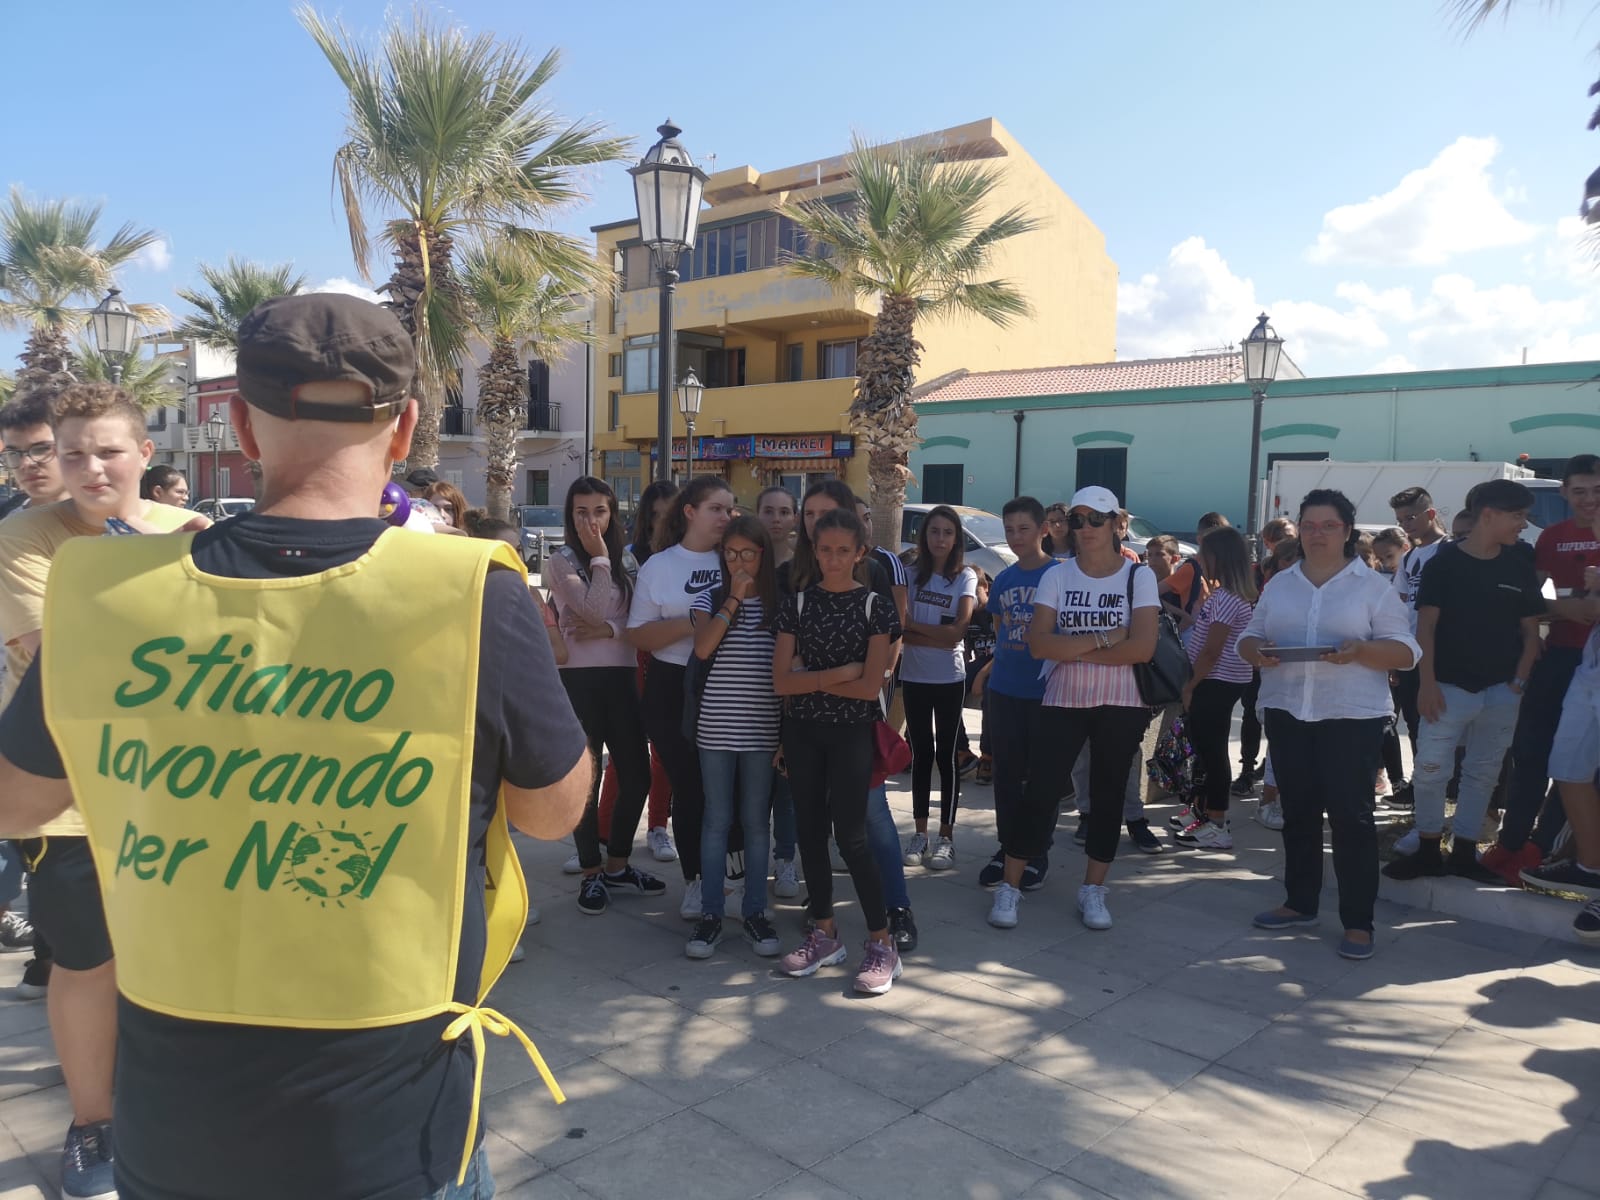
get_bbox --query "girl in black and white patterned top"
[773,509,904,995]
[684,516,783,959]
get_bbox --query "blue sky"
[4,0,1599,376]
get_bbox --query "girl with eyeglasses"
[991,487,1159,932]
[684,516,783,959]
[1240,489,1420,960]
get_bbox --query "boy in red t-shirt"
[1480,453,1600,884]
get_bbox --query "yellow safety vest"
[40,527,563,1183]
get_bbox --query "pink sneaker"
[780,927,846,977]
[853,939,902,995]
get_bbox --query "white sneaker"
[648,827,678,862]
[1393,827,1422,856]
[526,906,541,925]
[929,837,956,871]
[1255,799,1285,831]
[903,832,930,867]
[987,882,1022,928]
[1188,821,1234,850]
[773,858,800,899]
[1078,883,1113,931]
[562,852,584,875]
[680,880,703,921]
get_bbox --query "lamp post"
[1241,312,1285,547]
[205,412,227,501]
[630,120,708,483]
[677,367,704,478]
[88,287,139,383]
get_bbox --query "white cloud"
[135,238,172,272]
[1306,136,1536,266]
[314,276,382,303]
[1120,231,1600,375]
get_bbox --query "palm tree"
[459,239,594,520]
[299,5,629,471]
[0,370,14,406]
[73,342,183,412]
[780,138,1040,546]
[0,187,164,382]
[175,257,307,351]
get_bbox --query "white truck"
[1263,460,1570,542]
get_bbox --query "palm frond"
[175,257,308,351]
[72,341,183,411]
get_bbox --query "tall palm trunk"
[477,335,524,521]
[14,325,76,403]
[383,226,459,470]
[850,293,922,551]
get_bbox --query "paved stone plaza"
[0,743,1594,1200]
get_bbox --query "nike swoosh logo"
[684,580,718,594]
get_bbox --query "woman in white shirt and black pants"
[1240,488,1420,961]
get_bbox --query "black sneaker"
[1383,841,1446,880]
[0,911,34,953]
[1520,860,1600,899]
[15,954,50,1001]
[61,1121,114,1200]
[743,913,780,957]
[1575,899,1600,944]
[686,916,723,959]
[602,864,668,895]
[978,850,1006,889]
[888,907,919,954]
[1447,840,1500,884]
[1383,783,1415,810]
[1073,814,1089,844]
[1021,856,1049,892]
[577,875,609,915]
[1127,820,1164,854]
[1229,775,1257,798]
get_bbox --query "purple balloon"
[381,481,411,527]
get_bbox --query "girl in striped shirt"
[1175,526,1259,850]
[686,516,783,959]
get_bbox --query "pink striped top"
[1187,588,1256,684]
[1035,559,1158,709]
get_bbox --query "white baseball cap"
[1069,485,1122,514]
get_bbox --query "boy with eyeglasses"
[1,390,70,516]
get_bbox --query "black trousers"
[1188,680,1249,813]
[1238,669,1262,776]
[1017,705,1150,863]
[562,667,652,870]
[903,680,965,828]
[1264,709,1385,933]
[987,690,1039,849]
[784,719,886,932]
[1501,646,1578,853]
[1391,667,1422,754]
[641,659,705,882]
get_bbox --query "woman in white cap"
[988,485,1159,931]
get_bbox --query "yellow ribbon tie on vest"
[41,529,563,1184]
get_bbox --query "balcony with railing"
[439,402,569,439]
[615,377,853,440]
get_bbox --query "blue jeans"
[1414,682,1522,841]
[699,748,773,920]
[866,784,911,911]
[430,1149,493,1199]
[771,771,796,862]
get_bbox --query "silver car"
[517,504,565,571]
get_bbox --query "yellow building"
[590,117,1117,511]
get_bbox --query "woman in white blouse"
[1239,489,1420,961]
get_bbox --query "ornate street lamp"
[205,411,227,501]
[1241,312,1285,545]
[677,367,704,477]
[630,120,708,482]
[88,288,139,383]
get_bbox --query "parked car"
[193,497,255,521]
[899,504,1018,580]
[516,504,565,571]
[1123,514,1197,560]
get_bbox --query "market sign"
[696,435,753,461]
[755,434,832,458]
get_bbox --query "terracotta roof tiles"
[912,352,1246,403]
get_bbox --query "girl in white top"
[993,486,1159,934]
[625,475,735,918]
[899,506,978,870]
[1240,488,1419,961]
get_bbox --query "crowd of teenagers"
[2,291,1600,1198]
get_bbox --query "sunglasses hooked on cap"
[235,294,415,424]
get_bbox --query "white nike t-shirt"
[627,543,722,665]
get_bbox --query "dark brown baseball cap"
[236,293,414,423]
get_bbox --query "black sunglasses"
[1067,511,1113,530]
